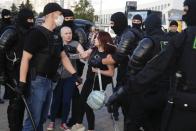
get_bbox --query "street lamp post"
[99,0,102,29]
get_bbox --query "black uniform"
[107,13,170,131]
[0,9,12,35]
[0,9,34,131]
[109,12,143,131]
[128,14,170,131]
[107,0,196,131]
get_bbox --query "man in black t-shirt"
[18,3,81,131]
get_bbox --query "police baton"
[6,83,37,131]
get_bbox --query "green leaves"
[74,0,95,22]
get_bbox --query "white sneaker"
[71,124,85,131]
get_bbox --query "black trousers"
[162,91,196,131]
[7,96,25,131]
[68,85,80,125]
[127,86,168,131]
[77,78,108,130]
[166,107,196,131]
[6,76,25,131]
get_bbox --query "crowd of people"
[0,0,196,131]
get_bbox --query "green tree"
[19,2,25,10]
[74,0,95,22]
[25,0,33,10]
[10,3,18,15]
[18,0,37,16]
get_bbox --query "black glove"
[88,55,102,68]
[15,81,27,95]
[72,73,82,85]
[106,87,126,113]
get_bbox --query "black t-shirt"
[87,48,112,86]
[24,26,64,77]
[24,26,52,55]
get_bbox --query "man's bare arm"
[61,51,76,75]
[102,54,116,65]
[20,51,32,83]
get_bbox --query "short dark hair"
[170,20,178,27]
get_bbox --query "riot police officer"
[107,13,170,131]
[107,0,196,131]
[0,8,34,131]
[0,9,12,35]
[100,12,143,131]
[131,14,144,36]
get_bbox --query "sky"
[91,0,156,13]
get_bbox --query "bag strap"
[97,69,103,91]
[91,69,103,91]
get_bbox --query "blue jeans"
[22,76,53,131]
[50,76,76,123]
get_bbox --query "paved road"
[0,85,123,131]
[0,64,124,131]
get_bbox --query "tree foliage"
[74,0,95,22]
[25,0,33,10]
[19,1,25,10]
[10,3,18,15]
[12,0,37,16]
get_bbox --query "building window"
[161,5,163,10]
[158,6,160,11]
[164,4,167,9]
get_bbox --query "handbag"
[87,69,106,110]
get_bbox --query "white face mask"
[54,15,64,27]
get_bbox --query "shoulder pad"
[121,30,136,41]
[0,28,17,49]
[130,28,143,40]
[139,38,154,47]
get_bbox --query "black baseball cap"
[43,3,63,16]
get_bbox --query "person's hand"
[102,54,115,65]
[106,87,126,113]
[79,52,89,60]
[15,81,27,95]
[72,73,82,86]
[92,67,98,73]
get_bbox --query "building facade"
[95,0,185,30]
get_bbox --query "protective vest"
[30,26,62,78]
[147,32,169,61]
